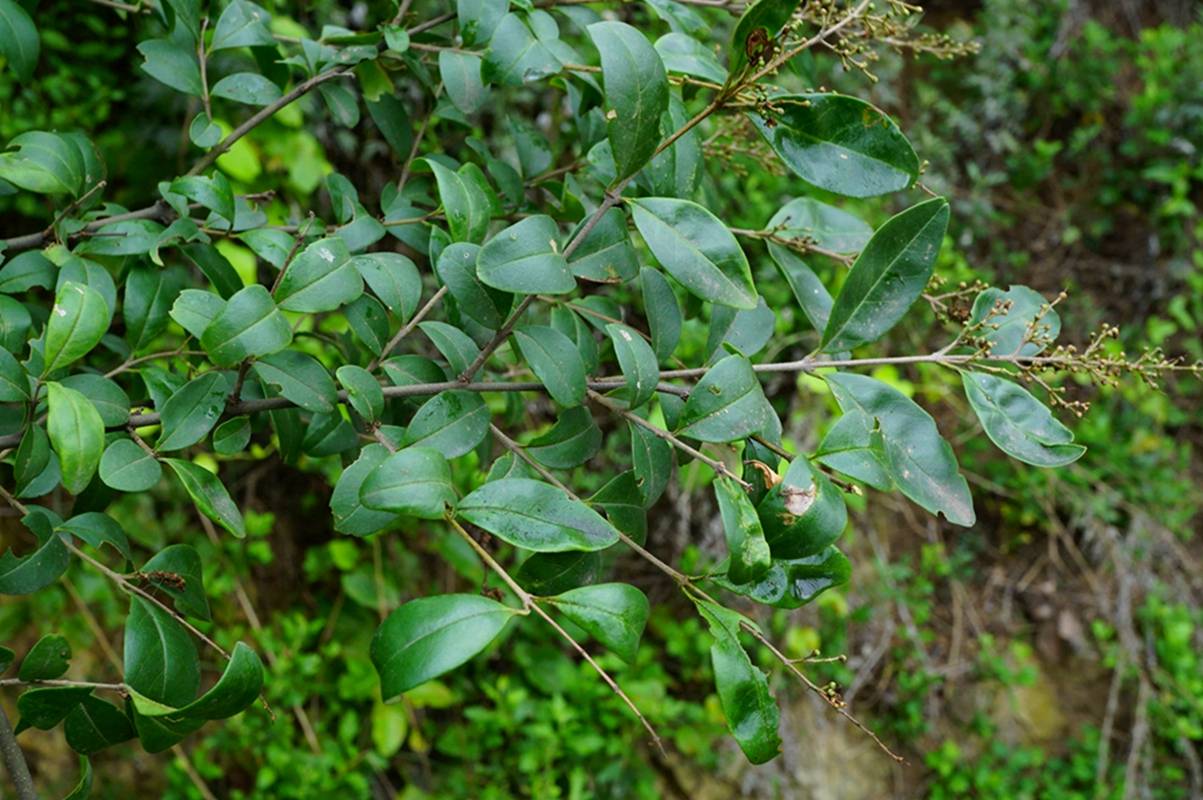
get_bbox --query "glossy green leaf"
[457,478,621,552]
[517,551,602,595]
[769,245,835,335]
[64,695,135,755]
[141,544,210,621]
[483,13,561,87]
[123,596,200,708]
[587,21,669,181]
[962,372,1085,467]
[212,416,251,455]
[372,594,514,700]
[756,457,847,559]
[331,444,399,536]
[750,93,920,197]
[814,409,892,490]
[549,583,649,662]
[15,686,91,731]
[124,264,184,352]
[170,289,226,340]
[211,0,274,51]
[401,390,490,458]
[715,476,771,584]
[654,33,727,84]
[168,173,236,227]
[528,407,601,469]
[428,160,492,244]
[46,382,104,494]
[436,242,510,330]
[629,418,672,507]
[19,634,71,681]
[0,345,28,401]
[0,251,55,294]
[132,642,263,721]
[57,512,132,563]
[138,38,202,96]
[698,602,781,764]
[631,197,756,310]
[43,281,112,376]
[335,365,383,421]
[605,323,658,408]
[477,215,574,295]
[717,546,851,609]
[513,325,586,407]
[822,198,949,352]
[0,512,70,595]
[639,268,682,362]
[567,207,640,285]
[767,196,873,254]
[440,51,486,114]
[969,285,1061,357]
[419,321,482,378]
[254,350,338,414]
[676,355,774,443]
[275,237,362,313]
[0,0,39,81]
[360,447,456,519]
[350,252,421,320]
[728,0,800,79]
[825,372,974,526]
[157,372,229,451]
[211,72,282,106]
[163,458,246,537]
[99,438,162,493]
[13,425,49,495]
[200,285,292,367]
[458,0,507,46]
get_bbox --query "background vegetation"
[1,0,1200,797]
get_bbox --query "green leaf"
[767,196,873,254]
[64,695,135,755]
[630,418,672,507]
[337,364,384,422]
[605,323,658,408]
[16,687,92,731]
[440,51,486,115]
[47,382,105,494]
[19,634,71,681]
[677,355,774,443]
[715,476,770,584]
[0,345,28,401]
[707,296,773,361]
[968,286,1061,357]
[360,447,456,519]
[99,438,162,493]
[132,642,263,721]
[814,409,891,490]
[567,207,639,283]
[138,38,202,96]
[419,320,482,378]
[0,131,86,195]
[123,597,200,708]
[477,215,574,295]
[587,21,669,181]
[631,197,756,310]
[822,198,949,352]
[654,33,727,84]
[275,237,362,313]
[170,289,226,339]
[717,546,851,609]
[141,544,209,621]
[0,513,69,595]
[428,160,492,244]
[181,243,242,298]
[697,602,781,764]
[211,72,282,106]
[756,457,847,559]
[962,372,1085,467]
[372,594,515,700]
[517,551,602,595]
[43,281,112,376]
[549,583,649,662]
[750,93,920,197]
[65,756,93,799]
[727,0,800,79]
[0,0,39,81]
[211,0,274,51]
[457,478,621,552]
[346,295,390,355]
[527,407,601,469]
[769,245,835,335]
[483,13,561,87]
[401,390,490,458]
[458,0,507,46]
[189,112,222,148]
[200,285,292,367]
[640,268,681,363]
[435,242,511,330]
[163,458,246,537]
[124,264,184,352]
[157,372,229,451]
[350,252,421,320]
[825,372,974,526]
[0,251,55,294]
[168,174,236,227]
[513,325,586,407]
[253,350,338,414]
[13,425,50,495]
[332,444,399,536]
[57,512,133,563]
[212,416,251,455]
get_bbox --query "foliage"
[0,0,1199,797]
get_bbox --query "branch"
[0,704,35,800]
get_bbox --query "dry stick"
[0,678,125,691]
[444,514,665,757]
[588,390,751,491]
[0,703,35,800]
